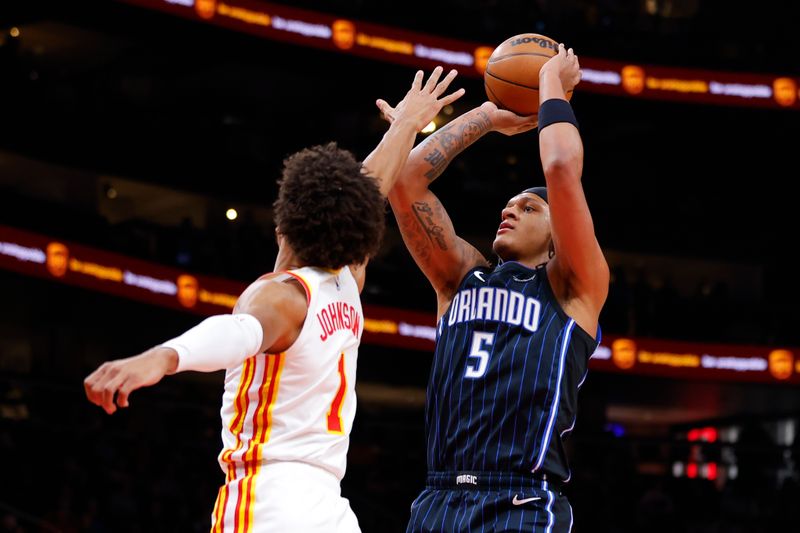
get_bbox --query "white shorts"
[210,461,361,533]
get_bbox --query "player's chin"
[492,235,511,258]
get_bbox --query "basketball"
[483,33,572,116]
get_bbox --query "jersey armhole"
[282,271,312,305]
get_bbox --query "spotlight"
[421,121,436,134]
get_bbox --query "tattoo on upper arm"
[412,201,448,251]
[422,110,492,181]
[397,211,433,265]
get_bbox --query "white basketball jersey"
[216,266,362,484]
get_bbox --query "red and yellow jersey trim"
[283,270,312,304]
[213,353,285,532]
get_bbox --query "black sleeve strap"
[537,98,579,132]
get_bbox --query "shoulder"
[235,275,309,321]
[436,263,493,319]
[439,251,491,295]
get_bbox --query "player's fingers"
[439,87,466,107]
[433,69,458,97]
[84,371,102,400]
[423,66,444,92]
[411,70,424,91]
[116,379,134,409]
[101,373,127,414]
[84,364,112,404]
[101,386,117,414]
[85,382,101,406]
[507,125,535,136]
[375,99,392,113]
[84,363,109,386]
[375,99,395,122]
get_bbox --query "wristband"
[538,99,578,131]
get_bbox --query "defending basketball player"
[84,67,465,533]
[385,45,609,531]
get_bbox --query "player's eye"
[524,206,534,213]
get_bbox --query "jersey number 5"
[465,332,494,379]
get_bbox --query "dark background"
[1,1,799,532]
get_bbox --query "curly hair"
[273,142,385,269]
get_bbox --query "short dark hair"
[273,142,385,269]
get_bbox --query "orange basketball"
[483,33,572,116]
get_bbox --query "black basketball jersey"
[427,261,600,481]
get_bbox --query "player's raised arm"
[346,67,464,291]
[83,278,305,415]
[388,102,536,317]
[538,44,609,331]
[362,66,465,196]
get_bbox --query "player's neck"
[273,244,306,272]
[504,250,550,270]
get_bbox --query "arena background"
[1,1,799,531]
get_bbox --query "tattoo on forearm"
[437,129,459,159]
[412,201,448,251]
[423,149,447,181]
[422,110,493,181]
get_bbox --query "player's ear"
[548,240,555,259]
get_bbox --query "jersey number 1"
[465,332,494,379]
[327,353,347,434]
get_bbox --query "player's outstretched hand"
[84,348,178,414]
[480,101,538,136]
[539,43,581,94]
[375,66,466,132]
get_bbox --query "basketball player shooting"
[84,67,465,533]
[385,45,609,531]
